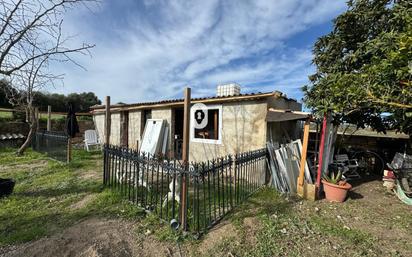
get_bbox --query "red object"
[383,170,395,179]
[316,113,328,188]
[322,180,352,202]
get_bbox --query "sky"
[51,0,347,104]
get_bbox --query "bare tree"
[0,0,95,154]
[9,44,63,154]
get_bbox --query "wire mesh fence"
[103,144,267,234]
[32,130,69,162]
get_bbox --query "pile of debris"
[0,133,25,148]
[267,140,313,194]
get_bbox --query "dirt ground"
[1,178,410,257]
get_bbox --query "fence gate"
[103,144,267,235]
[32,130,70,162]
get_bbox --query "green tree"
[303,0,412,134]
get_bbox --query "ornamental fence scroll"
[103,144,267,235]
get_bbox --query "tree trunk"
[16,107,37,155]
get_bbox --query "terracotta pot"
[322,180,352,203]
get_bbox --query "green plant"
[322,171,343,185]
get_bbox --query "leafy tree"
[0,79,13,108]
[303,0,412,134]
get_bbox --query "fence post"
[103,96,111,186]
[67,137,72,163]
[180,87,191,231]
[47,105,52,131]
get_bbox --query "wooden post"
[105,96,111,145]
[180,87,191,230]
[67,137,72,163]
[298,119,310,187]
[297,118,316,200]
[47,105,52,131]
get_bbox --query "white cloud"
[50,0,346,104]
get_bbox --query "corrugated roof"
[309,124,410,139]
[91,91,293,112]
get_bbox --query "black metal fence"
[33,130,69,162]
[103,144,267,234]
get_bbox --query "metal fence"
[32,130,69,162]
[103,144,267,234]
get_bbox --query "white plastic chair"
[84,130,101,151]
[335,154,361,179]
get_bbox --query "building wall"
[266,95,301,110]
[152,108,173,154]
[92,95,302,160]
[110,113,121,145]
[189,100,268,162]
[266,96,303,144]
[92,112,120,145]
[128,110,142,149]
[93,113,105,144]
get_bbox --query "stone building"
[91,88,302,162]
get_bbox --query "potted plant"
[322,171,352,202]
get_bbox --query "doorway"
[173,108,184,159]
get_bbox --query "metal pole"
[180,87,191,230]
[105,96,111,145]
[47,105,52,131]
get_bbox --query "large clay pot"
[322,180,352,203]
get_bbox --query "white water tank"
[216,83,241,97]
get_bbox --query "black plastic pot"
[0,178,15,197]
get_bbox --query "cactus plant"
[323,171,343,185]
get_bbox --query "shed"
[91,87,304,162]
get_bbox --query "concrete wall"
[93,112,120,145]
[92,95,302,160]
[266,95,302,144]
[93,113,105,144]
[189,100,267,162]
[128,110,142,149]
[110,113,121,145]
[267,95,301,111]
[152,108,173,154]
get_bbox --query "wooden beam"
[298,119,310,187]
[47,105,52,131]
[182,88,191,163]
[180,87,191,231]
[105,96,111,145]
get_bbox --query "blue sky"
[52,0,347,104]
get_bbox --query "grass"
[0,148,144,246]
[0,111,13,118]
[0,110,92,122]
[194,187,383,257]
[1,147,410,256]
